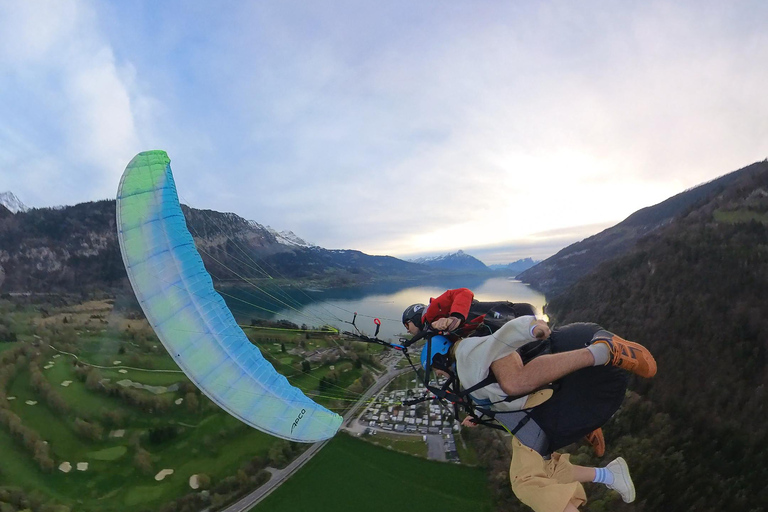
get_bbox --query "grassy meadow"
[253,433,494,512]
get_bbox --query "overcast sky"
[1,1,766,264]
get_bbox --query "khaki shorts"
[509,437,587,512]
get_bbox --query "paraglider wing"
[116,150,342,442]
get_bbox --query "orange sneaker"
[593,334,657,378]
[585,428,605,457]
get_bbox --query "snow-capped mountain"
[268,227,316,248]
[0,192,28,213]
[410,250,489,272]
[246,220,315,248]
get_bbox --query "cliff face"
[0,200,123,293]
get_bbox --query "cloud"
[0,0,148,205]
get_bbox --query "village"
[356,376,462,463]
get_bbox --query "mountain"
[539,161,768,512]
[488,257,539,276]
[0,191,28,214]
[262,225,315,248]
[517,160,768,298]
[0,200,429,294]
[410,250,489,272]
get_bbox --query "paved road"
[218,354,410,512]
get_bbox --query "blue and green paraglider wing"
[116,150,342,442]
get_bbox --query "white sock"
[587,342,610,366]
[593,466,614,485]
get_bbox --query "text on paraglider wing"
[291,409,307,434]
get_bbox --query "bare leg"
[571,465,597,483]
[559,466,597,512]
[491,349,594,396]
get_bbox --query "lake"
[224,276,546,342]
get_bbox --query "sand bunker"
[113,360,122,365]
[155,469,174,481]
[44,365,54,370]
[59,462,72,473]
[77,462,89,471]
[61,380,72,387]
[175,398,184,405]
[189,474,200,489]
[25,400,37,406]
[109,429,126,438]
[118,369,128,374]
[53,354,61,358]
[7,396,15,401]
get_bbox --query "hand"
[431,317,460,331]
[532,320,551,340]
[461,416,479,428]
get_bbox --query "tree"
[185,392,199,413]
[268,441,288,467]
[149,425,179,444]
[85,369,103,391]
[134,447,153,475]
[74,418,103,442]
[196,473,211,490]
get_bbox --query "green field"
[361,431,428,457]
[2,301,487,512]
[0,321,374,511]
[253,434,494,512]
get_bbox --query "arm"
[424,288,474,328]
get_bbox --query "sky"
[1,1,767,264]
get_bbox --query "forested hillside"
[543,163,768,511]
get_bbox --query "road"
[218,354,411,512]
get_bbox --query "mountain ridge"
[488,257,539,276]
[0,200,433,293]
[409,250,490,272]
[517,160,768,297]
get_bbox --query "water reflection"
[225,277,546,342]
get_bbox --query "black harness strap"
[459,371,498,395]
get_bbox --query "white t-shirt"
[454,315,539,412]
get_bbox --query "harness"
[403,332,555,439]
[342,311,556,453]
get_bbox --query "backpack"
[466,300,537,336]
